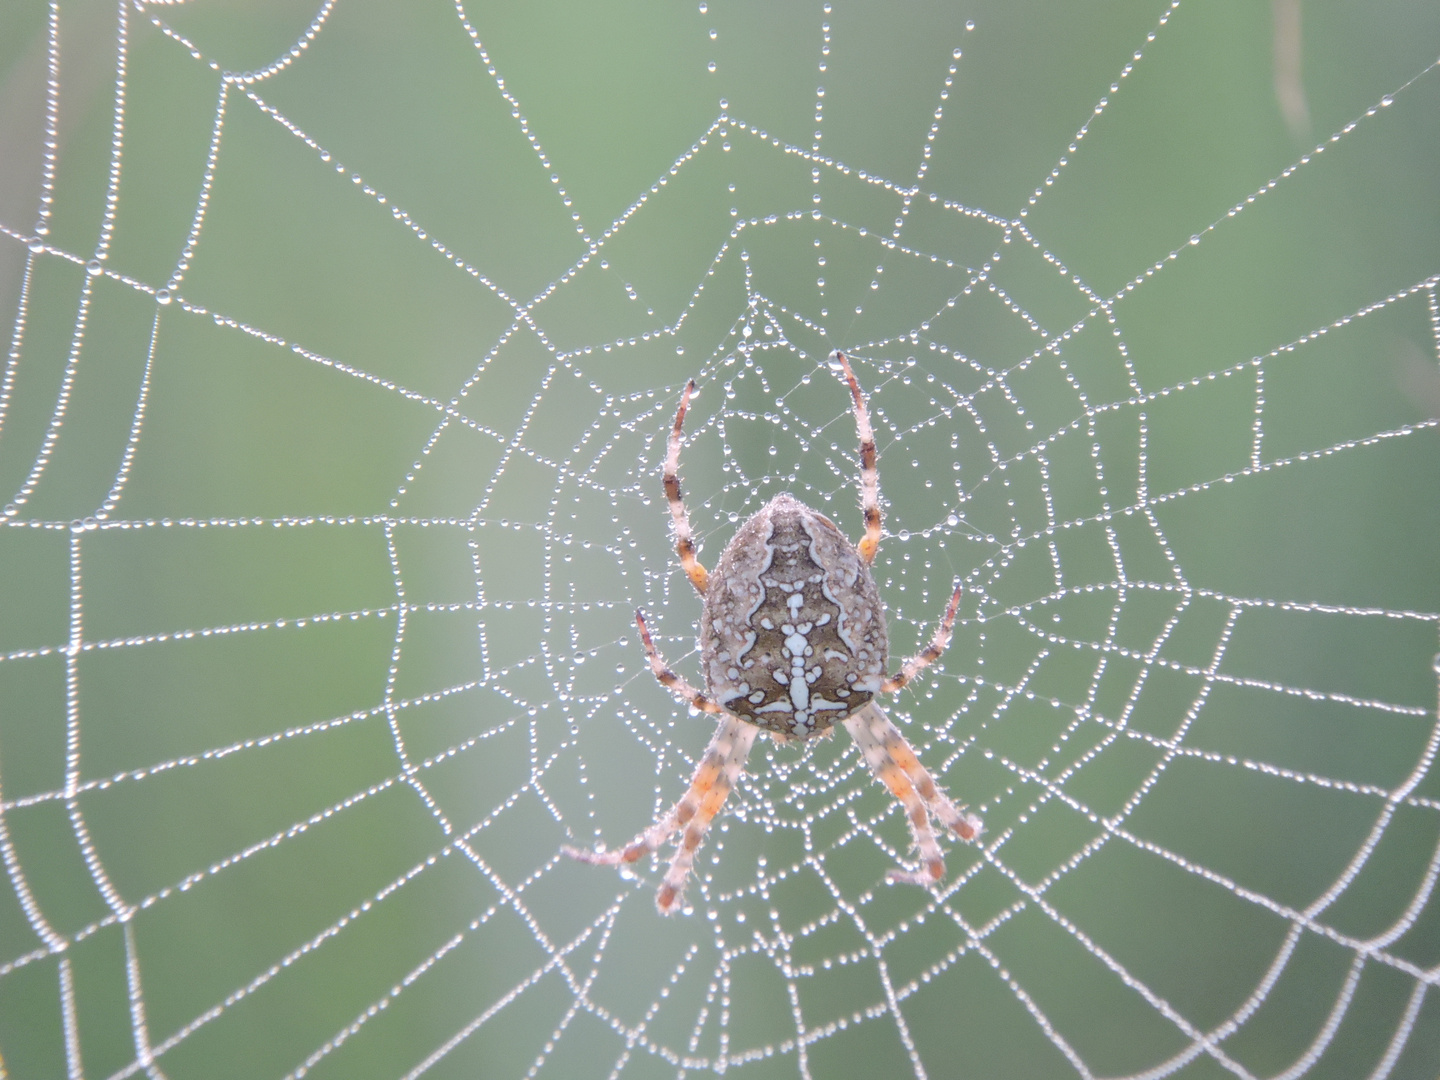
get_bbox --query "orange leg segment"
[563,714,758,913]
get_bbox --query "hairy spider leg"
[843,702,981,887]
[868,708,982,843]
[635,609,722,714]
[563,714,758,914]
[833,351,882,566]
[665,379,710,595]
[881,580,963,694]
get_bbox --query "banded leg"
[636,609,722,714]
[843,701,981,887]
[881,581,963,694]
[563,714,758,913]
[664,379,709,595]
[834,351,882,565]
[869,710,982,844]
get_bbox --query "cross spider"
[565,352,981,913]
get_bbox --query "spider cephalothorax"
[565,352,982,913]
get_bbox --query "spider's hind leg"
[564,713,758,913]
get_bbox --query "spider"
[564,352,981,914]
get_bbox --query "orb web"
[0,2,1438,1078]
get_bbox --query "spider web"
[1,1,1438,1077]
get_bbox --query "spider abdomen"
[699,492,888,738]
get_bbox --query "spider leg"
[665,379,710,595]
[636,609,723,714]
[564,713,758,914]
[834,351,882,565]
[881,580,963,694]
[843,701,981,888]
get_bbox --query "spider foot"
[656,880,685,915]
[882,813,983,889]
[943,810,984,843]
[884,860,947,888]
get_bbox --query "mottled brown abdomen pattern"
[699,493,888,738]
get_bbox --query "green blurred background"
[0,1,1437,1077]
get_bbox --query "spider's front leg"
[665,379,710,596]
[834,351,883,566]
[564,713,758,914]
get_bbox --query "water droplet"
[86,259,103,276]
[155,288,172,305]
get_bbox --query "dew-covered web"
[1,1,1439,1078]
